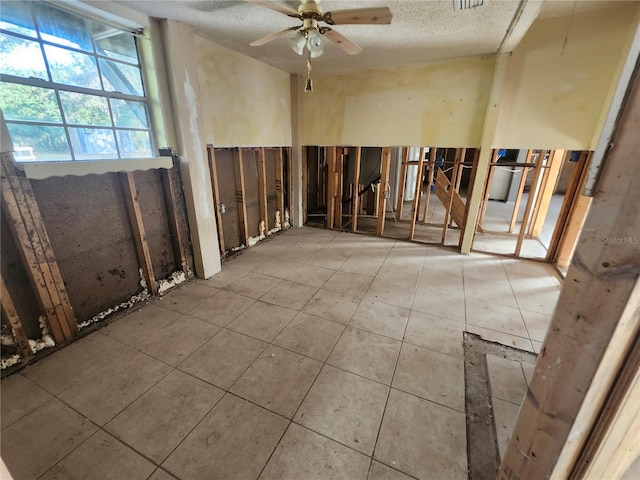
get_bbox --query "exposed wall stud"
[376,147,391,236]
[257,147,269,231]
[234,148,249,245]
[351,146,362,232]
[409,147,425,240]
[514,150,545,256]
[421,147,437,224]
[276,146,285,222]
[396,147,409,221]
[207,145,226,255]
[0,275,33,358]
[508,150,536,233]
[160,151,191,272]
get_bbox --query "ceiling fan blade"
[323,7,392,25]
[321,27,362,55]
[245,0,300,18]
[250,26,299,46]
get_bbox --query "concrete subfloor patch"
[463,332,537,480]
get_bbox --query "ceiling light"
[306,29,324,58]
[287,32,306,55]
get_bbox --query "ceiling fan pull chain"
[305,57,313,93]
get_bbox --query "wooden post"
[276,147,285,223]
[508,150,536,233]
[396,147,409,221]
[120,172,158,295]
[500,70,640,479]
[514,150,545,256]
[477,149,499,230]
[1,157,76,343]
[529,149,565,238]
[301,146,307,226]
[351,146,362,233]
[160,153,190,271]
[0,276,33,357]
[459,148,481,248]
[449,148,466,227]
[207,145,226,256]
[421,147,437,224]
[234,148,249,245]
[335,148,344,229]
[257,147,269,232]
[376,147,391,236]
[326,146,336,229]
[409,147,425,240]
[441,149,464,244]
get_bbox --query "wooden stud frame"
[508,150,536,233]
[257,147,269,231]
[120,171,158,295]
[0,275,33,358]
[160,153,191,272]
[1,156,77,343]
[326,146,337,229]
[207,145,226,255]
[477,149,499,230]
[441,149,463,244]
[234,148,249,245]
[396,147,409,221]
[335,148,344,229]
[409,147,426,240]
[276,147,285,223]
[514,150,546,256]
[376,147,391,236]
[351,147,362,232]
[460,148,481,248]
[421,147,437,224]
[529,149,565,238]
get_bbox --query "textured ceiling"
[117,0,615,74]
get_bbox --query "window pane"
[0,1,37,38]
[117,130,152,158]
[94,28,138,64]
[44,44,101,89]
[6,123,71,161]
[0,33,48,79]
[68,127,117,160]
[110,99,148,129]
[100,59,143,96]
[0,83,62,123]
[60,91,111,126]
[34,2,93,52]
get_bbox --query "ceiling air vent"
[453,0,484,10]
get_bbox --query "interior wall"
[301,56,495,147]
[194,35,292,147]
[494,2,640,150]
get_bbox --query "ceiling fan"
[247,0,393,57]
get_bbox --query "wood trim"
[207,145,226,255]
[508,150,536,233]
[421,147,436,224]
[234,148,249,245]
[1,157,76,343]
[409,147,425,240]
[396,147,409,221]
[352,146,362,233]
[514,150,545,256]
[0,275,33,357]
[257,147,269,233]
[120,171,158,295]
[160,155,190,271]
[376,147,391,236]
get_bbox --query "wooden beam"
[257,147,269,233]
[395,147,409,221]
[376,147,391,236]
[409,147,425,240]
[514,150,545,256]
[421,147,437,224]
[1,157,76,343]
[477,149,499,230]
[234,148,249,245]
[335,147,344,229]
[351,146,362,233]
[326,146,336,229]
[0,275,33,358]
[450,148,466,227]
[508,150,536,233]
[120,171,158,295]
[207,145,226,256]
[459,148,481,248]
[276,146,285,223]
[529,149,565,238]
[160,153,190,271]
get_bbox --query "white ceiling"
[117,0,616,74]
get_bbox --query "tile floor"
[1,227,562,480]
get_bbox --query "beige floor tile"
[393,344,465,412]
[225,251,271,271]
[101,304,181,347]
[327,327,401,385]
[466,325,534,352]
[294,365,388,455]
[21,333,128,395]
[303,289,360,324]
[464,276,519,308]
[304,251,349,270]
[412,289,466,323]
[260,423,370,480]
[200,267,248,288]
[465,299,529,337]
[187,290,255,327]
[513,289,560,316]
[285,263,335,287]
[368,461,416,480]
[136,314,220,366]
[228,301,297,342]
[260,280,319,310]
[1,399,96,480]
[157,282,219,313]
[339,256,384,278]
[404,311,464,358]
[521,309,552,342]
[532,340,543,353]
[487,355,527,405]
[148,469,178,480]
[1,374,51,429]
[179,329,267,389]
[106,370,224,463]
[231,345,322,418]
[463,255,510,285]
[58,349,171,425]
[349,300,410,341]
[252,258,301,278]
[162,394,288,480]
[323,271,373,299]
[521,361,535,384]
[250,239,291,257]
[39,430,156,480]
[493,397,521,459]
[273,312,345,361]
[365,279,416,310]
[385,244,428,267]
[375,389,467,480]
[226,272,281,299]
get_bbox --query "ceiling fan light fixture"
[287,32,306,55]
[306,29,324,58]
